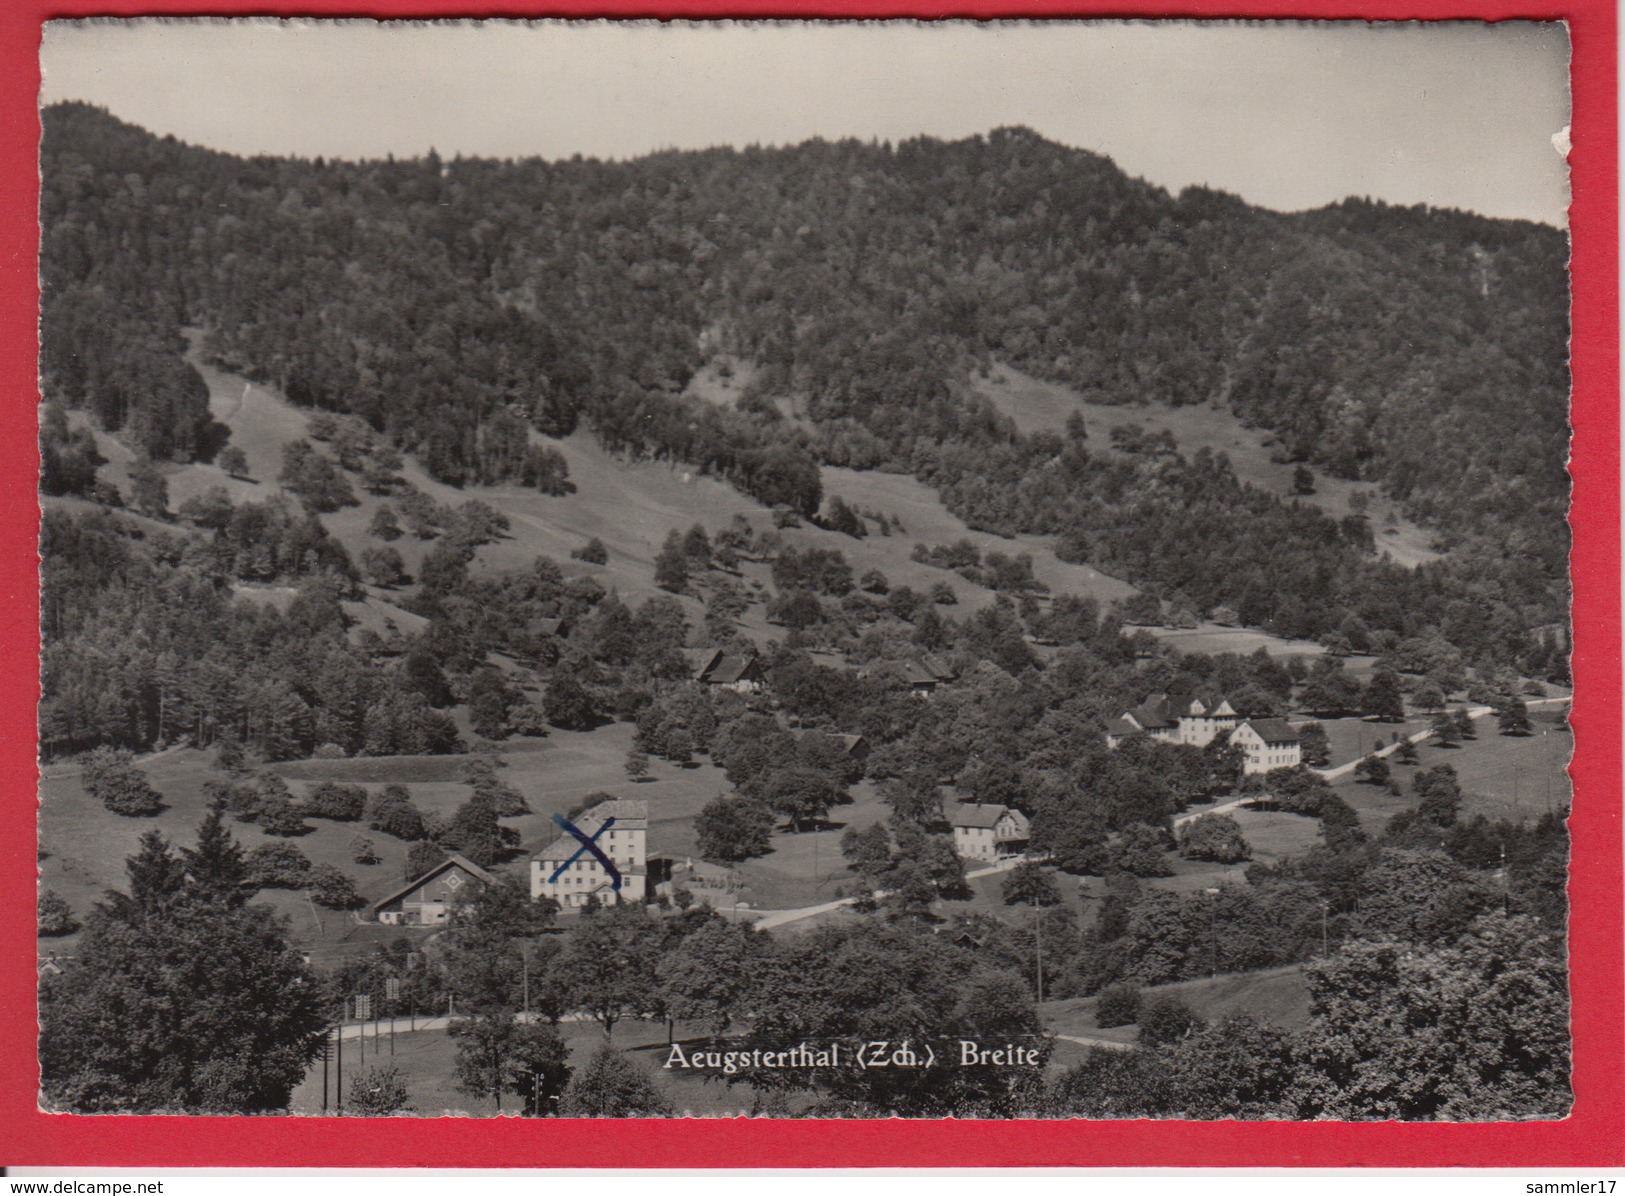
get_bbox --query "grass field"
[1334,707,1571,833]
[287,1016,803,1118]
[1040,964,1312,1045]
[972,362,1440,567]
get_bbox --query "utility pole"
[1032,907,1045,1004]
[335,1018,343,1115]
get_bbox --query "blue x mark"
[548,813,622,890]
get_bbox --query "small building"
[531,798,649,909]
[686,648,766,694]
[1228,718,1303,775]
[949,803,1031,862]
[372,854,499,926]
[895,653,959,697]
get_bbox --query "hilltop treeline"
[40,104,1568,673]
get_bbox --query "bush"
[348,1064,412,1115]
[1178,814,1251,864]
[304,781,368,821]
[246,842,314,888]
[1138,995,1203,1046]
[1095,984,1142,1028]
[368,788,427,841]
[81,747,164,817]
[350,835,381,865]
[310,864,366,909]
[38,889,78,936]
[571,537,608,565]
[257,796,312,837]
[544,676,600,730]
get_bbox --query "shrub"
[246,842,314,888]
[257,796,312,837]
[350,835,381,865]
[1095,984,1142,1028]
[1178,814,1251,864]
[304,781,369,821]
[38,889,78,936]
[1138,996,1204,1046]
[309,864,366,910]
[571,537,608,565]
[368,789,427,841]
[81,747,164,817]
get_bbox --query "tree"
[405,841,447,881]
[1107,824,1174,877]
[177,485,235,530]
[1292,465,1316,495]
[82,748,164,817]
[695,796,773,861]
[544,676,599,730]
[1178,814,1251,863]
[1296,722,1331,768]
[1451,709,1478,741]
[441,793,519,868]
[1095,984,1142,1028]
[361,545,408,587]
[657,917,764,1036]
[1361,669,1406,722]
[760,765,840,831]
[1287,915,1569,1119]
[303,781,367,821]
[38,888,78,936]
[654,530,689,593]
[1001,862,1061,907]
[128,457,169,518]
[349,834,381,865]
[1352,755,1391,787]
[1138,995,1203,1046]
[309,864,365,909]
[348,1064,412,1115]
[1430,710,1459,747]
[218,445,250,479]
[246,842,313,888]
[506,1022,573,1115]
[1497,695,1534,736]
[39,821,327,1112]
[551,905,663,1037]
[624,747,651,783]
[557,1046,672,1116]
[572,537,608,565]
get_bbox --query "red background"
[0,0,1617,1168]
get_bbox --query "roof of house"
[920,653,958,681]
[1106,717,1142,738]
[533,799,649,863]
[1240,718,1299,745]
[527,617,564,637]
[371,854,499,914]
[950,802,1009,829]
[705,654,760,685]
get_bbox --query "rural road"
[750,854,1031,930]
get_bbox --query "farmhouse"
[1105,693,1240,749]
[1227,718,1303,774]
[372,854,498,926]
[950,803,1030,862]
[531,798,649,908]
[686,648,766,694]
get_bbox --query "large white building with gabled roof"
[530,798,648,908]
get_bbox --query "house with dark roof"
[949,803,1030,862]
[1227,718,1302,774]
[531,798,649,908]
[686,647,766,694]
[372,854,499,926]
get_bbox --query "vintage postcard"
[9,5,1621,1170]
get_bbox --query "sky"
[40,18,1571,227]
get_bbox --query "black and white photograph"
[35,17,1575,1121]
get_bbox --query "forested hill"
[39,102,1570,673]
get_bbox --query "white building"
[1105,694,1240,750]
[949,803,1030,862]
[1227,718,1303,775]
[531,799,648,908]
